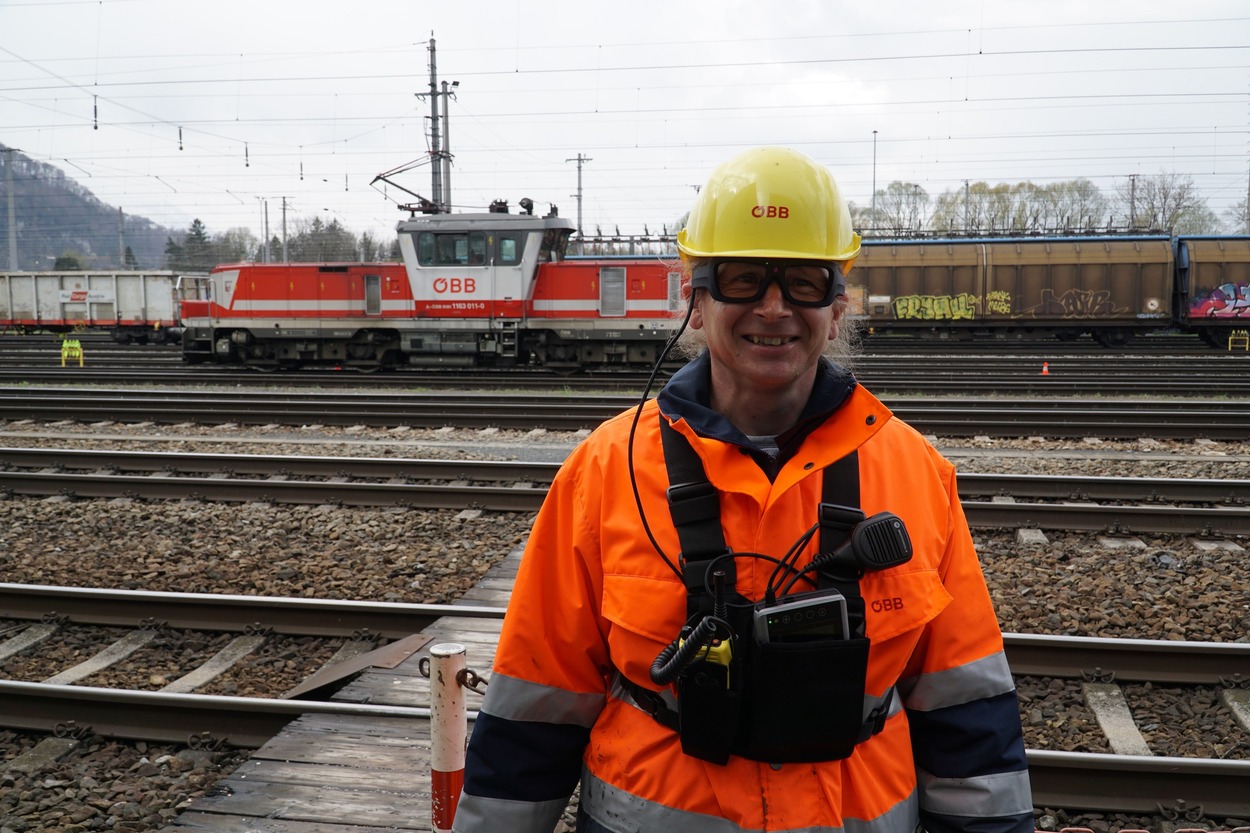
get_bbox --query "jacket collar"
[656,352,858,474]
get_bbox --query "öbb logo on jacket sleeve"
[750,205,790,218]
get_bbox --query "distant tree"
[867,181,930,235]
[123,246,138,268]
[287,216,359,262]
[182,219,214,271]
[929,182,1001,233]
[1223,198,1248,235]
[359,231,392,262]
[214,227,258,265]
[54,252,85,270]
[1045,179,1108,231]
[163,236,185,270]
[1113,172,1219,234]
[163,219,217,271]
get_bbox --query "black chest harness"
[622,418,912,765]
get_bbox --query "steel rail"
[0,679,432,749]
[0,447,561,483]
[960,501,1250,535]
[4,582,1247,685]
[1,468,1248,533]
[5,367,1250,397]
[1002,633,1250,684]
[1025,750,1250,816]
[2,393,1249,438]
[0,470,548,510]
[4,448,1248,506]
[0,583,504,638]
[8,385,1250,410]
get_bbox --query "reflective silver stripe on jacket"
[480,671,605,728]
[452,792,568,833]
[916,767,1034,818]
[581,768,919,833]
[897,651,1015,710]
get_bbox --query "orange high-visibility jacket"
[455,356,1032,833]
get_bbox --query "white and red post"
[430,642,468,833]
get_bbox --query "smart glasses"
[691,259,846,308]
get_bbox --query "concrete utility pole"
[416,39,458,213]
[118,207,125,265]
[871,131,878,234]
[1128,174,1138,229]
[3,147,17,270]
[566,153,592,237]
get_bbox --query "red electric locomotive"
[180,205,683,370]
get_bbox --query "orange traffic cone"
[1041,362,1050,376]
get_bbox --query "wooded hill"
[0,145,174,271]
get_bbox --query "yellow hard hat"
[677,146,861,273]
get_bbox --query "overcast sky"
[2,0,1248,246]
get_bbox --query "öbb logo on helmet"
[750,205,789,219]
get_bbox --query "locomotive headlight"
[1145,297,1161,312]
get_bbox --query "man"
[454,146,1032,833]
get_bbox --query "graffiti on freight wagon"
[1022,288,1125,319]
[891,287,1134,321]
[891,293,979,321]
[1189,282,1250,318]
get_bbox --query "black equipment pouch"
[676,655,742,764]
[655,416,888,765]
[737,632,870,762]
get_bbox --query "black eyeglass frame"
[690,259,848,308]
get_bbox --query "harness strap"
[660,418,734,616]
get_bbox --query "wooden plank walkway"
[160,545,520,832]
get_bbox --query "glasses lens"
[713,262,833,305]
[782,266,832,303]
[715,263,768,300]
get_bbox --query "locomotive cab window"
[497,235,522,265]
[417,231,489,266]
[539,228,573,263]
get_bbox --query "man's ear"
[688,287,705,330]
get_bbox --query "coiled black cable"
[649,616,731,686]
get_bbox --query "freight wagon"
[0,271,209,343]
[848,236,1177,346]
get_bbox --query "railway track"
[2,447,1247,535]
[3,386,1250,439]
[2,583,1249,815]
[1,333,1247,397]
[0,584,501,747]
